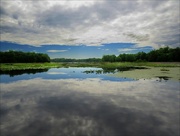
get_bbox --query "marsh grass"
[62,62,180,68]
[0,63,62,71]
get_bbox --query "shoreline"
[0,62,180,72]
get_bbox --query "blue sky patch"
[0,41,153,59]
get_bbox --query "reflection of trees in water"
[0,69,49,77]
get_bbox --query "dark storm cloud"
[36,5,94,28]
[36,1,122,28]
[0,25,18,34]
[0,5,8,16]
[35,0,141,28]
[0,24,39,34]
[125,33,150,42]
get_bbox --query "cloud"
[47,50,68,53]
[0,0,179,48]
[118,46,153,54]
[118,48,137,52]
[47,72,67,75]
[124,33,150,42]
[118,48,137,54]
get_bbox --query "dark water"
[0,68,179,136]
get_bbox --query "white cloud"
[118,48,137,53]
[47,72,67,75]
[47,50,68,53]
[0,0,179,48]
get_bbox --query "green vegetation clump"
[160,68,170,71]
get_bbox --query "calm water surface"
[0,67,179,136]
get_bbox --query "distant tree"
[118,54,126,62]
[136,52,147,61]
[170,47,180,61]
[147,50,158,62]
[147,46,180,62]
[125,54,136,62]
[102,55,117,62]
[116,55,122,62]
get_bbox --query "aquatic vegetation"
[111,67,180,81]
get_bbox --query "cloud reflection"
[47,72,67,75]
[0,78,179,136]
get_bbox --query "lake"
[0,67,179,136]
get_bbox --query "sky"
[0,0,179,59]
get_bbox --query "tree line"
[51,58,102,62]
[0,50,50,63]
[1,47,179,63]
[51,47,180,62]
[102,47,180,62]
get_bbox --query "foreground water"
[0,67,179,136]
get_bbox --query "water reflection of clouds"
[0,78,179,136]
[47,72,67,75]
